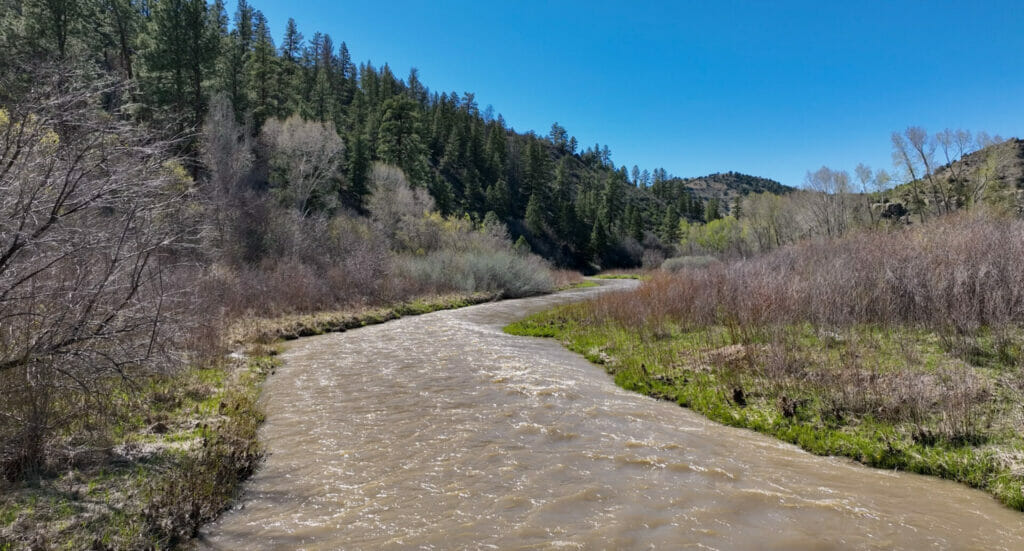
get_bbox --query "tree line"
[1,0,760,270]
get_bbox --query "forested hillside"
[0,0,784,270]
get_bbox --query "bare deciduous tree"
[936,128,974,206]
[201,93,253,250]
[0,70,195,478]
[891,129,929,221]
[804,166,852,238]
[261,114,345,216]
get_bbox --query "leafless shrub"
[583,212,1020,441]
[0,69,197,479]
[551,269,584,288]
[641,249,666,271]
[599,212,1024,336]
[661,255,719,273]
[396,248,553,298]
[813,365,991,443]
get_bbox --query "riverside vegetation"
[508,212,1024,509]
[2,0,1024,548]
[0,75,561,550]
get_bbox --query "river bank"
[0,293,498,550]
[201,277,1024,549]
[505,302,1024,510]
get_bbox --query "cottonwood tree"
[935,129,974,205]
[261,114,345,215]
[201,93,253,249]
[0,72,195,478]
[854,163,892,226]
[975,140,1017,213]
[743,192,786,250]
[964,133,1010,209]
[804,166,852,237]
[891,129,930,221]
[891,126,971,218]
[366,163,438,252]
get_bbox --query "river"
[201,280,1024,550]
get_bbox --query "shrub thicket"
[579,212,1024,442]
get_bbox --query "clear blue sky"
[254,0,1024,187]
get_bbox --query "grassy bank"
[506,307,1024,509]
[507,215,1024,510]
[592,272,646,280]
[0,293,497,550]
[226,292,498,345]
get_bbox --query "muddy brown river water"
[201,280,1024,550]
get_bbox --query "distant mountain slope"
[644,171,793,220]
[671,171,793,202]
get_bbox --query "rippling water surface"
[202,280,1024,550]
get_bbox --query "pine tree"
[308,33,335,122]
[216,0,252,121]
[440,122,465,176]
[482,211,506,234]
[336,42,356,106]
[522,138,552,213]
[346,132,371,211]
[378,95,429,186]
[141,0,220,131]
[248,11,277,127]
[549,122,568,152]
[276,17,304,116]
[104,0,146,79]
[429,176,455,216]
[525,193,546,235]
[626,203,643,242]
[280,17,302,60]
[484,122,508,183]
[556,199,580,246]
[466,121,486,178]
[23,0,89,58]
[661,206,681,242]
[705,198,721,222]
[549,157,574,238]
[407,67,428,105]
[600,171,624,231]
[462,168,484,215]
[589,220,608,262]
[485,178,512,219]
[689,197,704,220]
[513,235,531,255]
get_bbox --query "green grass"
[592,273,645,280]
[506,305,1024,511]
[559,280,599,290]
[0,351,280,549]
[229,292,497,344]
